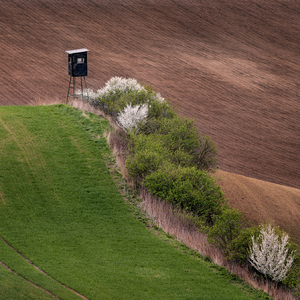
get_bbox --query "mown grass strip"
[0,105,270,299]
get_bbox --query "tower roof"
[65,48,89,54]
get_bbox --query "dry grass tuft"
[31,96,63,106]
[0,193,5,205]
[70,100,104,116]
[107,130,129,179]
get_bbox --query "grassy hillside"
[0,105,270,299]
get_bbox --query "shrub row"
[84,77,299,294]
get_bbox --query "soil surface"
[0,0,299,240]
[214,170,300,243]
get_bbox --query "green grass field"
[0,105,270,299]
[0,263,56,300]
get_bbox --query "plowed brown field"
[1,0,299,241]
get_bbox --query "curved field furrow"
[0,261,60,300]
[1,235,88,300]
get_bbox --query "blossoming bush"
[117,103,148,133]
[80,77,166,118]
[78,77,145,99]
[249,224,295,282]
[97,76,146,96]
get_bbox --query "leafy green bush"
[158,118,218,171]
[147,99,175,120]
[126,133,196,181]
[138,116,218,172]
[144,164,225,225]
[228,226,261,264]
[283,248,300,296]
[157,117,200,152]
[168,148,195,167]
[207,208,255,261]
[89,90,124,116]
[125,135,168,181]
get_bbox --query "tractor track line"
[0,261,60,300]
[0,235,89,300]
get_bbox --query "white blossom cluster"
[97,76,146,97]
[76,77,145,100]
[76,77,165,103]
[248,224,294,282]
[117,103,148,133]
[77,77,146,101]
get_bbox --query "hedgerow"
[83,77,299,295]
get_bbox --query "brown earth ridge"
[0,0,299,241]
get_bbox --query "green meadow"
[0,105,270,299]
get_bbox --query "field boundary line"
[0,261,60,300]
[0,236,89,300]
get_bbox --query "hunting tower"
[66,48,89,103]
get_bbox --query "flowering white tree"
[76,77,145,101]
[117,103,148,133]
[96,76,146,98]
[77,77,166,110]
[248,224,294,282]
